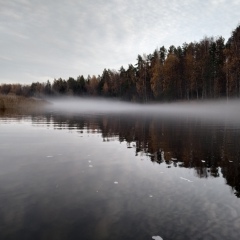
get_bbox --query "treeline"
[1,25,240,102]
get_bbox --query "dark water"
[0,111,240,240]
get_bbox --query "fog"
[47,97,240,125]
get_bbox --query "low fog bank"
[47,97,142,114]
[46,97,240,124]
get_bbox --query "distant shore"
[0,94,49,112]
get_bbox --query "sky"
[0,0,240,84]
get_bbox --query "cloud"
[25,73,54,83]
[0,56,12,61]
[0,0,240,84]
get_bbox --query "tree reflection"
[1,111,240,198]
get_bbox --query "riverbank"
[0,94,49,112]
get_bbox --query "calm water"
[0,110,240,240]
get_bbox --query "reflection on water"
[29,112,240,198]
[0,111,240,240]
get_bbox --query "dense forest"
[1,25,240,102]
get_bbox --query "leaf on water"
[152,236,163,240]
[180,177,193,183]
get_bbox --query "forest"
[1,25,240,102]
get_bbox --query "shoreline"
[0,94,49,112]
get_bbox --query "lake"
[0,102,240,240]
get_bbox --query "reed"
[0,94,48,111]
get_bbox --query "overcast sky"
[0,0,240,84]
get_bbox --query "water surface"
[0,110,240,240]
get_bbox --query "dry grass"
[0,94,48,111]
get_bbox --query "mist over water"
[47,97,240,125]
[48,97,142,114]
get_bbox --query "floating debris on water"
[149,195,153,198]
[229,160,233,163]
[89,165,93,168]
[152,236,163,240]
[171,158,177,161]
[88,160,91,163]
[180,177,193,183]
[46,156,53,158]
[114,181,118,184]
[201,160,206,163]
[147,153,154,157]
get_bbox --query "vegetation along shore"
[0,94,48,111]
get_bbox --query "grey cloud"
[0,0,240,84]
